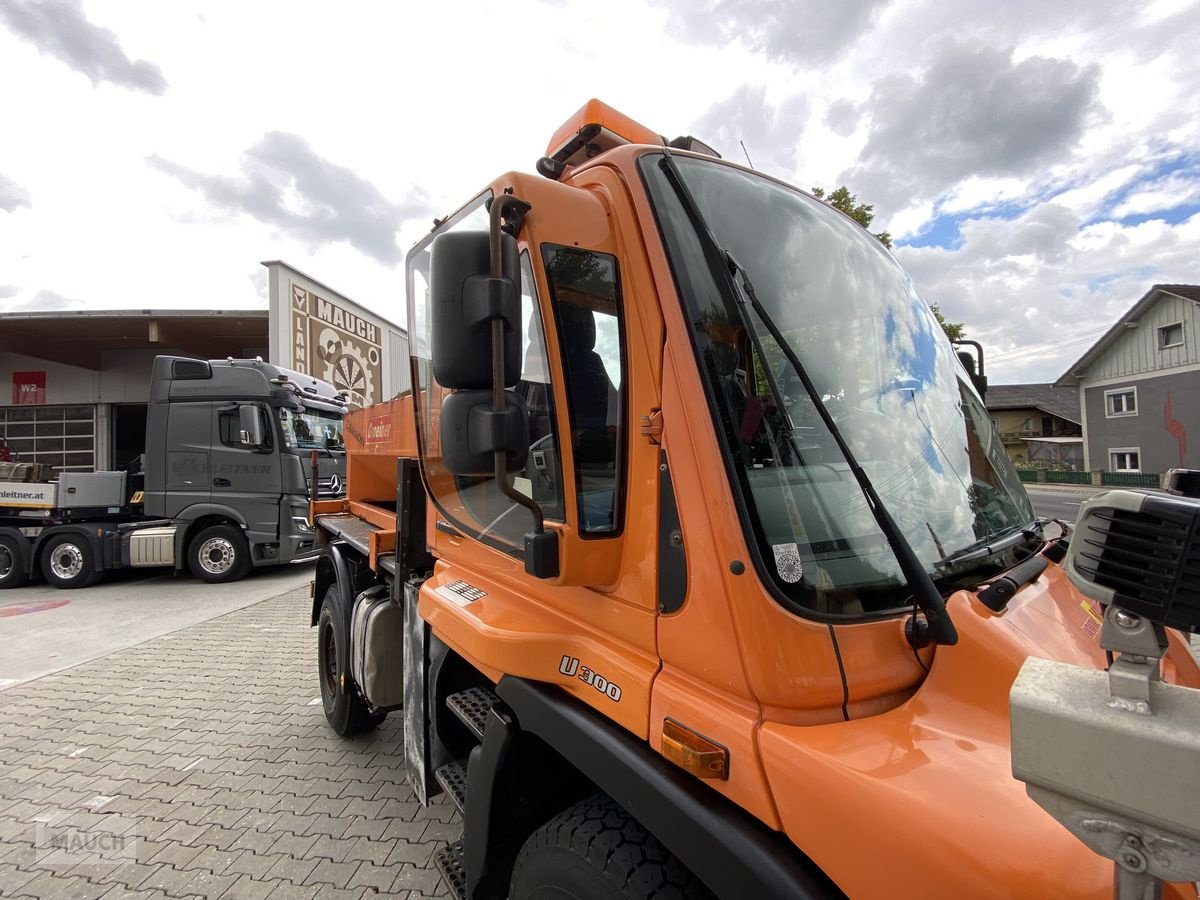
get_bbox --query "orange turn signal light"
[661,719,729,780]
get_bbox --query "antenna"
[739,140,755,170]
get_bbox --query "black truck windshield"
[279,407,344,451]
[641,154,1035,617]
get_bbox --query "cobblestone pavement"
[0,585,453,899]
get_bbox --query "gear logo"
[315,326,380,408]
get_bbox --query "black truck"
[0,355,347,589]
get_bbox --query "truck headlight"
[291,516,314,533]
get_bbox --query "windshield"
[641,154,1036,617]
[278,406,344,451]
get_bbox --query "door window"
[542,245,626,535]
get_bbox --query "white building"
[0,262,408,475]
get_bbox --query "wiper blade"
[657,151,957,647]
[936,521,1042,572]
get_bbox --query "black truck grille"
[1074,498,1200,631]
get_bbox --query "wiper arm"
[935,521,1042,573]
[657,151,958,647]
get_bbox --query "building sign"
[12,371,46,405]
[265,261,409,408]
[288,282,382,408]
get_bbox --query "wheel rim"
[319,619,338,702]
[0,545,13,581]
[197,537,236,575]
[50,543,84,580]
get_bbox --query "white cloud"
[0,0,1196,393]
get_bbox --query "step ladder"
[432,685,501,900]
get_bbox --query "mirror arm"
[487,194,544,534]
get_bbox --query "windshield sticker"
[772,543,804,583]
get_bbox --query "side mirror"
[953,340,988,401]
[440,390,529,475]
[239,405,265,447]
[430,230,521,389]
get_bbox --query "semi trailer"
[0,355,346,590]
[306,100,1200,898]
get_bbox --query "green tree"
[811,185,965,342]
[810,185,892,248]
[929,305,965,342]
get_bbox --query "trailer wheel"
[510,794,713,900]
[187,524,251,583]
[0,534,29,589]
[39,534,100,589]
[317,587,385,736]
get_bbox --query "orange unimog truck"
[307,100,1200,899]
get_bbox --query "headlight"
[291,516,314,533]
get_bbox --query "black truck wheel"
[510,794,713,900]
[187,524,251,583]
[39,534,100,589]
[317,587,385,736]
[0,534,29,589]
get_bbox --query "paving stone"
[224,850,281,880]
[346,861,394,893]
[262,883,320,900]
[0,587,451,900]
[222,875,275,900]
[341,837,394,866]
[385,839,435,868]
[264,854,320,885]
[304,858,361,889]
[391,864,444,894]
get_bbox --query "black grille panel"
[1072,495,1200,630]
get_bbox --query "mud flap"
[404,576,453,805]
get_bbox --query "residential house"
[985,384,1082,468]
[1055,284,1200,474]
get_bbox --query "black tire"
[510,794,713,900]
[317,587,386,736]
[0,534,30,589]
[39,533,100,589]
[187,524,251,583]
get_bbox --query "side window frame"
[217,403,272,451]
[541,243,629,538]
[405,194,566,560]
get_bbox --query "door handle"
[213,478,231,487]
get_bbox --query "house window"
[1109,448,1140,473]
[1159,322,1184,349]
[1105,387,1137,418]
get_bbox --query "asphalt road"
[1024,485,1098,525]
[0,563,314,691]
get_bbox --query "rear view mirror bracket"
[462,274,520,334]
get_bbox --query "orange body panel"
[759,567,1200,898]
[545,98,664,159]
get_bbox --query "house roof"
[1055,284,1200,386]
[984,382,1080,424]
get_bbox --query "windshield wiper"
[935,521,1042,574]
[657,151,958,647]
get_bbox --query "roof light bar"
[537,99,720,181]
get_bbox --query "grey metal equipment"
[1011,489,1200,900]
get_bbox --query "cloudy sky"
[1,0,1197,383]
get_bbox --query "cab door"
[209,403,282,546]
[162,401,212,518]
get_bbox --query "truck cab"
[0,355,346,590]
[143,355,347,580]
[310,101,1200,899]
